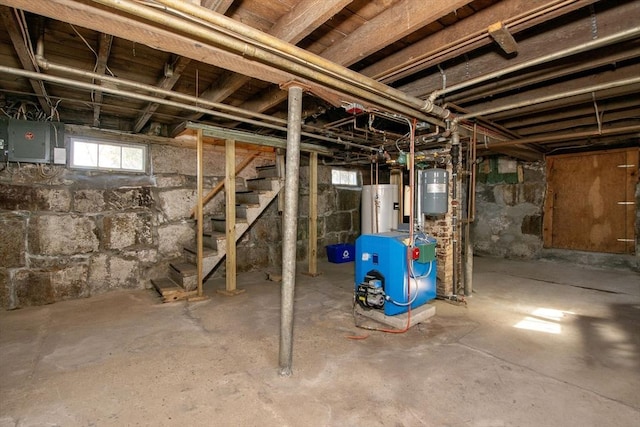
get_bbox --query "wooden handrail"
[189,152,260,218]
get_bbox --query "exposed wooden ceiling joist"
[132,0,236,133]
[173,0,353,135]
[0,5,51,115]
[398,0,639,99]
[239,0,474,115]
[2,0,298,85]
[361,0,598,83]
[92,33,113,127]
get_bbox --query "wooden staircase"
[152,164,281,302]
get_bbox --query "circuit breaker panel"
[0,119,65,164]
[8,119,51,163]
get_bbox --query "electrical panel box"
[8,119,51,163]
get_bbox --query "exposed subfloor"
[1,257,639,427]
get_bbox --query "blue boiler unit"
[355,232,437,316]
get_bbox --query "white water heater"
[361,184,398,234]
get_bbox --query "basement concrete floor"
[1,257,639,427]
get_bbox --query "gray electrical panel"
[8,119,51,163]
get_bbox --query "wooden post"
[276,148,285,213]
[189,152,259,218]
[219,139,244,295]
[307,152,319,276]
[196,128,204,297]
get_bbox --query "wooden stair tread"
[151,278,184,295]
[246,177,278,182]
[183,246,217,257]
[211,216,248,223]
[203,231,226,239]
[170,261,197,276]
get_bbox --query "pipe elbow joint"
[36,55,49,70]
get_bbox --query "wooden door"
[543,148,638,254]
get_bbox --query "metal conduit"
[0,65,378,152]
[37,54,381,151]
[34,47,288,127]
[453,76,640,122]
[430,26,640,101]
[91,0,449,121]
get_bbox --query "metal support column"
[279,85,303,376]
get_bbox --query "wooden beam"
[515,108,640,136]
[187,122,334,155]
[471,64,640,121]
[0,5,51,115]
[173,0,351,134]
[454,44,640,106]
[322,0,473,67]
[133,0,234,133]
[243,0,473,115]
[201,0,234,10]
[133,55,191,132]
[219,139,244,295]
[92,33,113,127]
[488,21,518,55]
[307,152,319,276]
[196,128,205,297]
[362,0,597,83]
[2,0,297,85]
[275,148,285,213]
[486,125,640,148]
[399,1,639,98]
[270,0,353,46]
[504,97,640,130]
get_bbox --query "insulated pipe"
[279,85,303,377]
[91,0,449,121]
[429,26,640,102]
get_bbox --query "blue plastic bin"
[326,243,355,263]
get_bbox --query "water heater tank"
[361,184,398,234]
[420,168,448,215]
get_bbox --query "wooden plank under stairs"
[151,169,281,302]
[150,277,197,303]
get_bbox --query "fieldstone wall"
[298,163,361,260]
[0,132,276,309]
[472,158,546,259]
[0,133,363,309]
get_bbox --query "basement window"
[70,137,147,172]
[331,169,360,187]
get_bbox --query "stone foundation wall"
[0,134,274,309]
[0,134,363,309]
[472,158,545,259]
